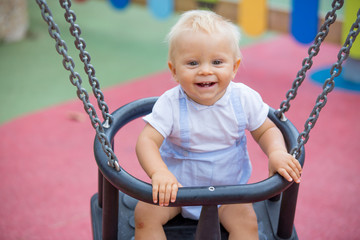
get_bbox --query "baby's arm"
[251,118,302,183]
[136,123,180,206]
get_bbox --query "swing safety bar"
[93,97,305,240]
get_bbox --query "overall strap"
[179,95,191,150]
[230,88,247,145]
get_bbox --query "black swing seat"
[91,97,304,240]
[91,191,298,240]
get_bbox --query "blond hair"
[167,10,241,61]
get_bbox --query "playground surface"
[0,1,359,239]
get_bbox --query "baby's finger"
[170,183,179,203]
[152,184,159,204]
[164,184,173,206]
[293,158,302,173]
[289,158,302,181]
[278,168,293,182]
[290,169,301,183]
[285,164,301,183]
[158,184,166,206]
[289,161,301,179]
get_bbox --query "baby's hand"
[268,150,302,183]
[151,169,181,206]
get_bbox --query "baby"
[134,10,302,240]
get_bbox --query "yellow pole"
[342,0,360,59]
[238,0,267,36]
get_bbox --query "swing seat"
[91,192,298,239]
[91,97,304,240]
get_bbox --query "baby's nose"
[198,63,213,75]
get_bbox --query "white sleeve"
[143,94,174,138]
[241,85,269,131]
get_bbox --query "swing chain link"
[59,0,113,128]
[276,0,344,117]
[291,7,360,159]
[35,0,121,171]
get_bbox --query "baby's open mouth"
[196,82,216,87]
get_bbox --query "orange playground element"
[238,0,267,36]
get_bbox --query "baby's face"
[168,30,240,106]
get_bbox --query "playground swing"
[36,0,359,239]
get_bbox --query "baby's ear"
[168,61,178,81]
[232,58,241,77]
[232,58,241,79]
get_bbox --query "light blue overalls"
[159,89,252,220]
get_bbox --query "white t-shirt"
[143,81,269,152]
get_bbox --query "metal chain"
[291,8,360,159]
[35,0,120,171]
[59,0,113,127]
[276,0,344,117]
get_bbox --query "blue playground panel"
[291,0,319,44]
[108,0,130,10]
[311,67,360,93]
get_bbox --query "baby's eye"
[187,61,198,66]
[213,60,222,65]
